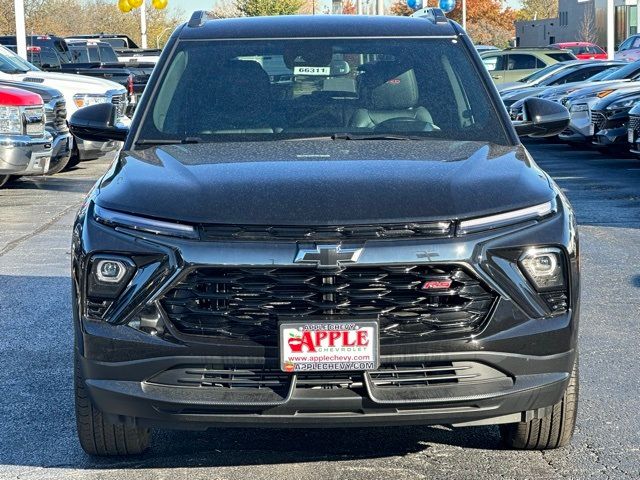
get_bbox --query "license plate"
[629,130,635,143]
[280,321,379,373]
[31,151,50,171]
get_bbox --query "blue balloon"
[406,0,423,10]
[438,0,456,13]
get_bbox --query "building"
[516,0,638,49]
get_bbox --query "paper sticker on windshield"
[294,66,331,76]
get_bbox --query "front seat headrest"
[359,62,420,110]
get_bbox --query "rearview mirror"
[69,103,129,143]
[513,98,570,138]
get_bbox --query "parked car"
[550,42,607,61]
[627,102,640,155]
[0,34,74,63]
[0,86,52,187]
[558,81,640,143]
[0,79,70,174]
[69,11,578,456]
[591,88,640,150]
[0,45,126,164]
[614,34,640,62]
[68,34,161,65]
[500,60,622,107]
[480,47,576,84]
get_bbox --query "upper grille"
[629,115,640,133]
[200,222,453,241]
[23,106,44,137]
[160,265,495,344]
[591,111,607,132]
[45,100,67,132]
[111,93,127,118]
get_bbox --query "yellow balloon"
[118,0,132,12]
[129,0,143,7]
[152,0,168,9]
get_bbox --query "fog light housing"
[519,247,568,314]
[96,259,127,283]
[86,255,136,319]
[519,248,565,291]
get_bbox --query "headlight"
[606,96,640,110]
[0,106,23,135]
[94,204,199,239]
[457,199,557,235]
[73,94,109,109]
[519,248,565,291]
[570,103,589,113]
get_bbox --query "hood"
[542,79,628,99]
[95,140,555,226]
[498,82,527,93]
[502,86,547,102]
[565,80,638,100]
[0,79,61,103]
[593,87,640,109]
[16,70,124,93]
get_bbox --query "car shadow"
[3,176,97,194]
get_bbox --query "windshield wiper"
[135,137,201,145]
[331,133,423,141]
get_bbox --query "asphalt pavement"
[1,140,639,479]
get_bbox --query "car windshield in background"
[138,38,509,145]
[99,44,119,63]
[0,45,37,73]
[547,52,576,62]
[602,61,640,80]
[519,63,565,83]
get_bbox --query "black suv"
[69,11,578,456]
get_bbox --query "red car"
[550,42,608,60]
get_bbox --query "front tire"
[75,351,150,456]
[0,175,9,188]
[500,358,579,450]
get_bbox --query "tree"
[578,4,598,44]
[210,0,242,18]
[342,0,356,14]
[517,0,557,21]
[448,0,516,48]
[390,0,413,16]
[235,0,304,16]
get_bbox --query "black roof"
[178,15,458,41]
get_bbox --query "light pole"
[140,1,148,49]
[607,0,614,59]
[14,0,27,59]
[462,0,466,30]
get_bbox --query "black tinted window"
[547,52,575,62]
[507,54,537,70]
[139,38,509,145]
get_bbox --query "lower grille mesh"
[159,265,495,344]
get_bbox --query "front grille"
[111,93,126,118]
[591,111,607,131]
[200,222,453,241]
[146,361,508,391]
[45,100,67,132]
[160,265,495,344]
[629,115,640,133]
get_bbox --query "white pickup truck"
[0,45,127,164]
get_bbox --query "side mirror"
[513,98,570,138]
[69,103,129,143]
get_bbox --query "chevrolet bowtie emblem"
[294,245,363,268]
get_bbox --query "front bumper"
[592,126,628,148]
[0,133,52,176]
[75,138,120,161]
[48,131,72,173]
[559,108,592,143]
[73,191,580,430]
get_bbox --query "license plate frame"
[279,320,379,373]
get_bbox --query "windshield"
[138,38,510,145]
[0,45,38,73]
[519,63,566,84]
[99,44,119,63]
[603,61,640,80]
[589,67,622,81]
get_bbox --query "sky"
[169,0,523,20]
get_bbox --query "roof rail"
[188,10,209,28]
[410,8,449,24]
